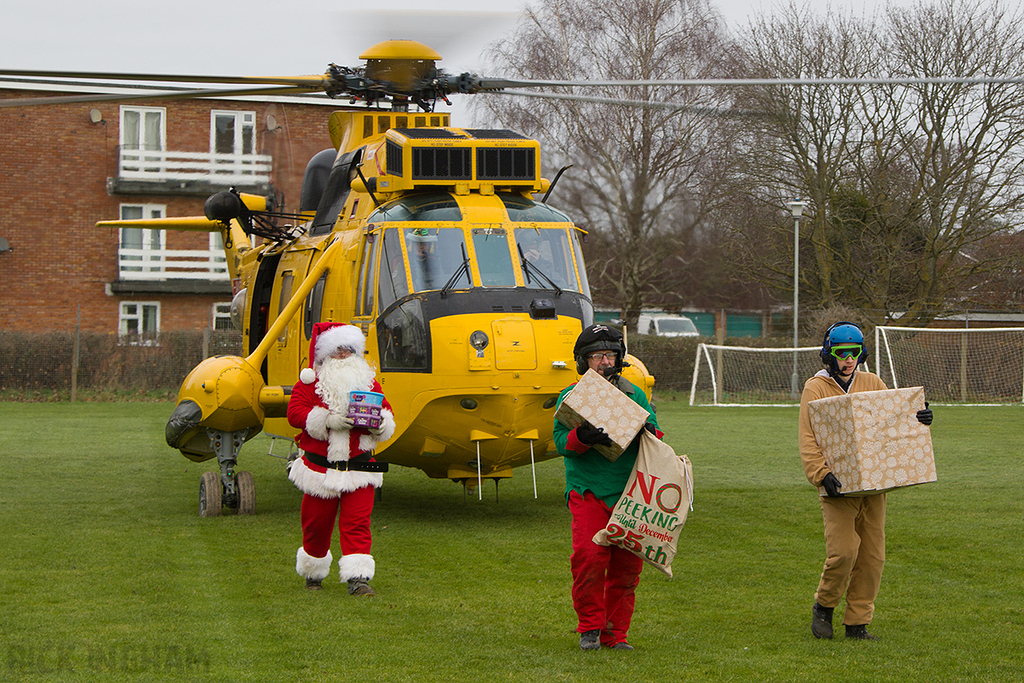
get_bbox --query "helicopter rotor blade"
[487,90,766,118]
[0,84,326,109]
[0,68,331,88]
[466,74,1024,90]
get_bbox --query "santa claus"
[287,322,396,594]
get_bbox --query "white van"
[636,314,699,337]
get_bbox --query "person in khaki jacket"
[799,322,933,640]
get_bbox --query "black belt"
[303,452,389,472]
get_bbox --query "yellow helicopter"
[73,39,657,515]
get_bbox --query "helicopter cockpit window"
[501,194,572,222]
[472,228,516,287]
[405,227,469,293]
[378,228,408,311]
[570,228,592,299]
[379,300,429,371]
[515,228,579,292]
[368,193,462,223]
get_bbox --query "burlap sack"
[593,430,693,577]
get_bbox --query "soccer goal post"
[689,344,826,406]
[875,326,1024,404]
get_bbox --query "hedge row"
[0,329,787,399]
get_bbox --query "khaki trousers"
[815,493,886,625]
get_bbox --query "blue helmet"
[819,321,867,373]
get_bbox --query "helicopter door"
[248,252,282,379]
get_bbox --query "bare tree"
[482,0,738,324]
[733,0,1024,325]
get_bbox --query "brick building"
[0,81,337,336]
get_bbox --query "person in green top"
[553,324,662,651]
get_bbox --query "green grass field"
[1,399,1022,682]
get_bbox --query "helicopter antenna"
[541,165,573,204]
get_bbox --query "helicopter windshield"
[405,227,469,293]
[473,228,516,287]
[368,194,462,222]
[514,227,578,291]
[501,194,572,222]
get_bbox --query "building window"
[213,302,232,330]
[121,106,165,151]
[211,111,256,156]
[120,106,165,172]
[119,205,165,274]
[120,301,160,341]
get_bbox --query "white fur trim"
[326,426,351,462]
[296,547,333,580]
[305,406,330,441]
[299,367,316,384]
[288,457,383,497]
[339,553,375,582]
[315,325,366,364]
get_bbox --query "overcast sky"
[0,0,960,121]
[0,0,938,76]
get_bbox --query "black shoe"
[845,624,879,640]
[579,630,600,651]
[610,642,634,650]
[305,577,323,591]
[811,603,834,639]
[347,577,375,596]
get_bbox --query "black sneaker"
[579,630,600,651]
[305,578,323,591]
[811,603,834,639]
[347,577,375,596]
[845,624,879,640]
[610,642,634,651]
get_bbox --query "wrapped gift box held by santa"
[808,387,936,496]
[555,369,650,461]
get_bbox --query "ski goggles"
[830,344,863,360]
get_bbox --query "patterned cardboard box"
[554,369,650,461]
[808,387,936,496]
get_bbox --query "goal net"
[875,326,1024,404]
[689,344,827,406]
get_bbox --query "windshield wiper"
[518,244,562,295]
[440,243,471,298]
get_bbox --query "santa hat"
[300,322,367,384]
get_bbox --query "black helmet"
[574,324,626,375]
[819,321,868,375]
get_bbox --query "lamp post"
[787,200,809,397]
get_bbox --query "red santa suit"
[287,322,396,588]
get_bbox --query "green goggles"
[830,345,863,360]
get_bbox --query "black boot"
[811,603,834,639]
[845,624,879,640]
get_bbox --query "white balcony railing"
[118,148,273,185]
[118,248,229,281]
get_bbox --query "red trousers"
[568,490,644,645]
[300,486,375,560]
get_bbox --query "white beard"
[315,355,375,410]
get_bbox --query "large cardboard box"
[808,387,936,496]
[554,369,650,461]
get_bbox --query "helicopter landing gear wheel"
[235,471,255,515]
[199,471,222,517]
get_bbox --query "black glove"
[575,422,613,447]
[821,472,844,498]
[916,401,933,426]
[643,421,658,435]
